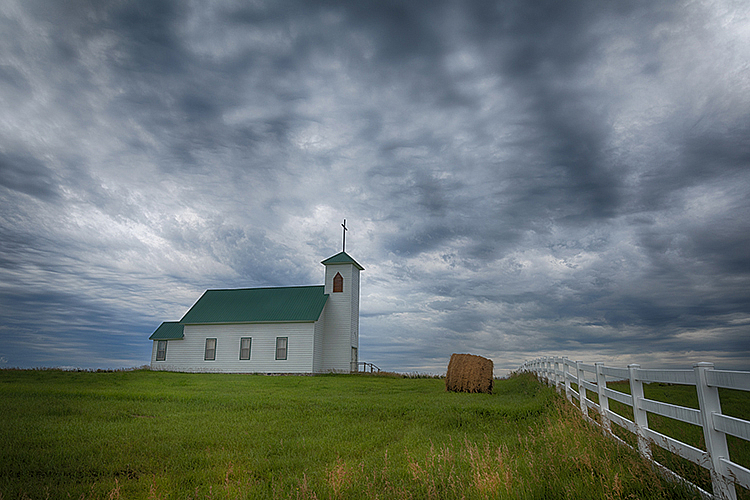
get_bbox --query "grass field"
[0,369,705,499]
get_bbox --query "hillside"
[0,370,701,499]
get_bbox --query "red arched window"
[333,272,343,293]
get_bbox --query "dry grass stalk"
[296,473,318,500]
[327,458,351,498]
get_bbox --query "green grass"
[0,370,702,499]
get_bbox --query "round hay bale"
[445,353,494,394]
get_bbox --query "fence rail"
[519,357,750,500]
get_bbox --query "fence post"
[595,362,610,433]
[628,364,651,459]
[563,357,571,403]
[548,357,553,386]
[537,358,543,383]
[551,357,556,391]
[694,362,737,500]
[553,357,561,393]
[541,357,546,384]
[538,357,543,382]
[576,361,588,418]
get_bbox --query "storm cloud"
[1,0,748,373]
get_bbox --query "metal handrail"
[354,361,381,373]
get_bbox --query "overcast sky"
[1,0,749,375]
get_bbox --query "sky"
[1,0,749,375]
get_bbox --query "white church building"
[149,251,363,373]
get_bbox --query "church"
[148,250,363,374]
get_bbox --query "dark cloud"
[684,119,750,178]
[0,0,748,373]
[0,64,31,95]
[106,0,187,74]
[0,151,60,201]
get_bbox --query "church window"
[275,337,288,360]
[239,337,252,360]
[333,272,343,293]
[204,338,216,361]
[156,341,167,361]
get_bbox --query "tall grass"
[0,369,700,499]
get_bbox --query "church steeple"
[321,246,363,373]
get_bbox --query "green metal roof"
[321,251,364,270]
[149,322,185,340]
[180,285,328,324]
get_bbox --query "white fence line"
[519,357,750,500]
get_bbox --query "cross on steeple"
[341,219,348,252]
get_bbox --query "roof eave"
[321,251,364,270]
[182,319,319,326]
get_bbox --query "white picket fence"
[519,357,750,500]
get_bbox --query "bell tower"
[321,251,364,372]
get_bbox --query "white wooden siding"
[313,308,326,373]
[350,269,359,349]
[150,322,315,373]
[322,264,359,372]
